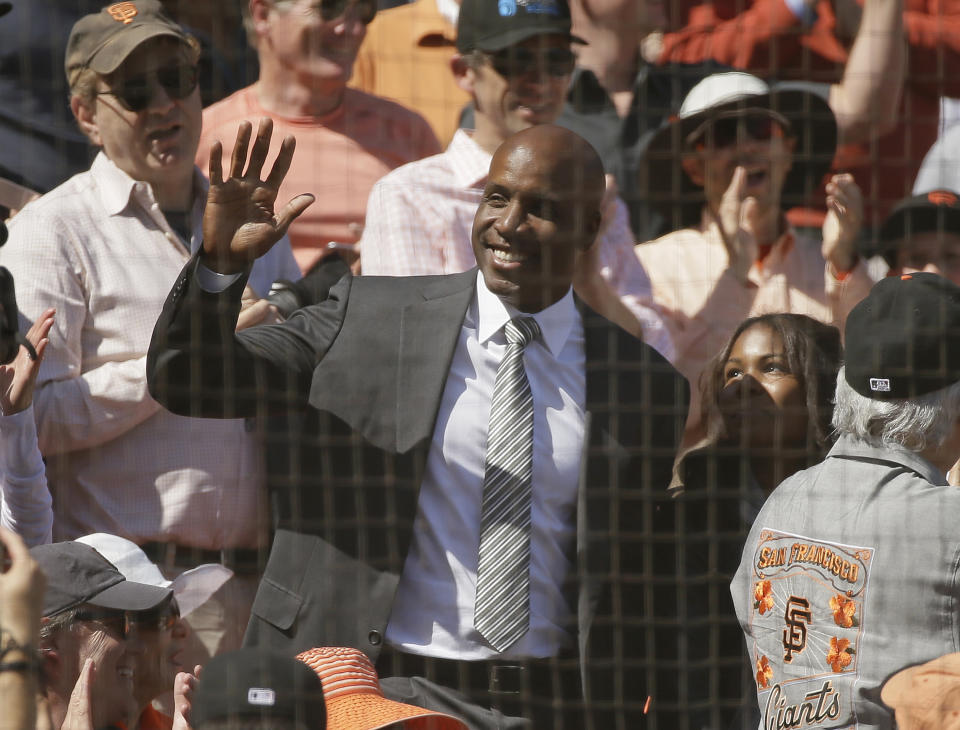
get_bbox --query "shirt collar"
[92,151,205,216]
[830,433,949,486]
[447,129,491,190]
[475,270,576,357]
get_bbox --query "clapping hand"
[717,166,760,283]
[202,118,314,275]
[0,308,53,416]
[821,173,862,275]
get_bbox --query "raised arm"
[148,118,351,420]
[0,308,55,546]
[828,0,906,143]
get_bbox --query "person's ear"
[680,154,705,186]
[250,0,272,37]
[582,208,602,250]
[70,96,102,148]
[451,54,476,95]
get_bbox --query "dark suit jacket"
[147,258,689,726]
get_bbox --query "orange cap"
[297,647,469,730]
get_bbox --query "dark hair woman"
[648,313,842,730]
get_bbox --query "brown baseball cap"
[65,0,190,85]
[882,654,960,730]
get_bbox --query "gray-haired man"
[733,272,960,729]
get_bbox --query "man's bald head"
[472,125,606,312]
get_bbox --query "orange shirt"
[350,0,470,147]
[197,84,441,274]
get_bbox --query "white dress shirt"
[385,272,586,659]
[0,153,299,549]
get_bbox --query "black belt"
[375,644,582,705]
[139,542,265,575]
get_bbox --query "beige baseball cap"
[881,653,960,730]
[65,0,189,85]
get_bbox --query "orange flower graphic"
[756,654,773,689]
[826,636,855,672]
[754,580,775,615]
[830,594,857,628]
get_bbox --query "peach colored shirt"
[635,212,873,389]
[197,85,441,274]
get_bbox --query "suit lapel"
[396,270,476,453]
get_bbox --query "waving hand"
[202,118,314,274]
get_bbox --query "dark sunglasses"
[485,46,576,79]
[75,609,134,639]
[97,64,199,113]
[288,0,377,24]
[130,598,181,633]
[689,112,789,149]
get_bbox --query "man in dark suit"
[148,119,688,728]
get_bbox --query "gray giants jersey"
[731,434,960,729]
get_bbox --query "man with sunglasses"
[197,0,441,277]
[0,0,302,678]
[32,541,172,729]
[634,71,874,397]
[359,0,674,359]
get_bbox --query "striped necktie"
[475,315,541,652]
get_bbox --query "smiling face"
[132,597,187,707]
[460,34,573,153]
[718,322,809,451]
[54,611,143,728]
[73,36,201,204]
[256,0,370,88]
[472,126,603,312]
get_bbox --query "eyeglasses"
[688,112,790,150]
[97,64,199,113]
[129,599,181,633]
[281,0,377,24]
[75,609,134,639]
[484,46,577,79]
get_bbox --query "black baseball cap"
[844,272,960,400]
[456,0,577,53]
[191,648,327,728]
[879,190,960,267]
[31,542,173,618]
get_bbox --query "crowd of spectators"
[1,0,959,727]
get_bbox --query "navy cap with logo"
[844,272,960,400]
[456,0,575,53]
[30,541,173,618]
[191,648,326,728]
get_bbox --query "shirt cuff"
[783,0,817,25]
[196,262,243,293]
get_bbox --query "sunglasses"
[97,64,199,113]
[485,46,576,79]
[129,598,181,633]
[75,609,134,639]
[285,0,377,24]
[688,112,789,150]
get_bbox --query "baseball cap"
[297,647,468,730]
[844,272,960,399]
[191,648,327,728]
[31,541,173,618]
[881,653,960,730]
[879,190,960,266]
[456,0,576,53]
[75,533,232,618]
[65,0,191,86]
